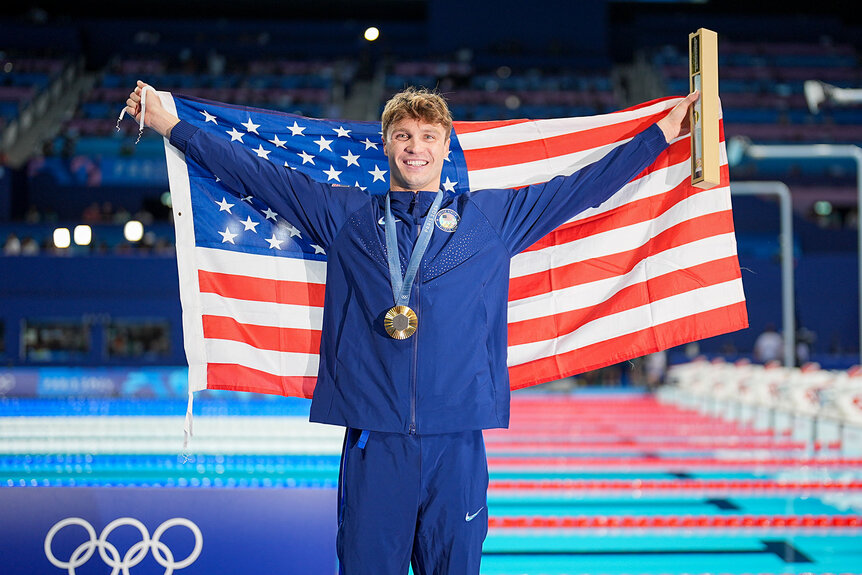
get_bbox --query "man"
[754,323,783,364]
[125,81,697,574]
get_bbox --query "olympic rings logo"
[44,517,203,574]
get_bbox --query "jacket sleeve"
[169,119,365,248]
[471,122,669,256]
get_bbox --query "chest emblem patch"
[435,208,460,232]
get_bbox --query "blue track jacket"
[170,120,668,435]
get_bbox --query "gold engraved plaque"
[689,28,720,188]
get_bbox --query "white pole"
[745,144,862,364]
[731,181,794,367]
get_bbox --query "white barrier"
[661,359,862,455]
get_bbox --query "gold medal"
[384,305,418,339]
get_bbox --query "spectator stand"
[381,55,621,122]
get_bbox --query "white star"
[311,244,326,254]
[266,235,283,249]
[214,174,221,182]
[354,181,368,191]
[314,136,333,152]
[287,121,306,136]
[269,134,287,148]
[242,118,260,134]
[441,177,458,192]
[226,127,244,142]
[215,197,234,213]
[298,150,315,165]
[445,150,452,162]
[263,207,278,221]
[361,138,379,150]
[368,165,387,182]
[241,216,259,232]
[218,227,238,244]
[341,150,360,167]
[241,194,254,203]
[333,126,351,138]
[323,165,342,182]
[254,145,271,160]
[284,161,290,168]
[200,110,218,124]
[285,223,301,238]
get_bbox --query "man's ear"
[382,133,388,157]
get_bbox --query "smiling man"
[125,82,697,575]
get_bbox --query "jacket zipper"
[409,215,421,435]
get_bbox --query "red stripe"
[452,118,531,135]
[198,270,325,306]
[508,301,749,389]
[451,96,680,138]
[509,209,738,302]
[508,256,742,346]
[509,256,741,345]
[206,363,316,398]
[460,113,663,172]
[202,315,321,353]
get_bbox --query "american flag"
[161,92,747,399]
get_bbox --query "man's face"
[383,117,450,192]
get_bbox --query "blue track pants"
[337,428,489,574]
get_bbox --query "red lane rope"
[490,479,862,491]
[484,428,780,437]
[488,515,862,529]
[484,440,818,451]
[488,457,862,468]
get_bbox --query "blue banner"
[1,486,337,574]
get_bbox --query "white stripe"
[457,99,678,151]
[466,139,628,191]
[204,339,319,377]
[507,233,741,322]
[507,278,746,367]
[196,246,327,284]
[510,186,734,279]
[162,91,209,393]
[200,292,323,330]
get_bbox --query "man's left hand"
[656,91,699,143]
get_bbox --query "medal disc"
[384,305,418,339]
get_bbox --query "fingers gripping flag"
[160,92,747,399]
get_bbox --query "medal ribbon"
[384,190,444,307]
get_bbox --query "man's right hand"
[125,80,180,138]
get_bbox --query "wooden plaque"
[689,28,720,188]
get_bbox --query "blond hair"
[381,87,452,141]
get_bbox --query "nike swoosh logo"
[465,507,484,522]
[378,217,401,225]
